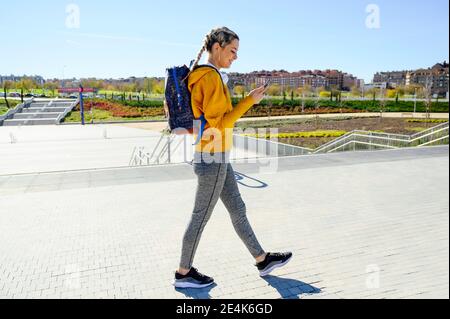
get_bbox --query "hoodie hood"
[187,66,219,92]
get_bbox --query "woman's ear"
[212,42,221,52]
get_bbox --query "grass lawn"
[0,100,22,115]
[236,117,448,149]
[62,109,165,123]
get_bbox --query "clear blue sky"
[0,0,448,82]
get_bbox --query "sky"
[0,0,448,83]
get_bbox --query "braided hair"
[189,26,239,72]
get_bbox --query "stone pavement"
[0,146,448,299]
[0,124,259,175]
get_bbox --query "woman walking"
[175,27,292,289]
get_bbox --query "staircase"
[1,99,78,126]
[313,121,449,154]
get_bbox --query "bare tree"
[314,88,320,129]
[2,81,12,108]
[424,76,433,120]
[379,87,386,123]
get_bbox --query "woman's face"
[213,39,239,69]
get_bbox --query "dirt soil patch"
[236,117,448,149]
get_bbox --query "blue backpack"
[164,62,223,145]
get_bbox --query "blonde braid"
[191,42,207,70]
[183,38,208,82]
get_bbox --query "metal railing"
[56,98,80,124]
[0,98,34,126]
[233,134,312,157]
[129,134,190,166]
[129,122,449,166]
[313,122,449,154]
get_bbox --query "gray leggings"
[179,152,265,269]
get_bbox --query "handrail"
[330,140,398,153]
[410,122,449,139]
[317,123,448,154]
[0,98,34,125]
[56,98,80,124]
[409,126,449,143]
[129,122,449,166]
[314,122,448,154]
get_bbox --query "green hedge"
[406,119,448,123]
[115,99,164,108]
[243,130,348,138]
[87,97,449,114]
[86,98,164,108]
[232,98,449,113]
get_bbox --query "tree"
[396,85,406,97]
[303,84,312,97]
[2,81,12,108]
[152,80,165,95]
[379,87,387,120]
[320,91,331,98]
[16,78,35,102]
[233,85,245,96]
[350,85,361,97]
[266,84,281,97]
[143,78,153,94]
[424,76,433,119]
[386,89,397,99]
[44,81,59,97]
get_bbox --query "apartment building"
[406,61,449,97]
[230,69,360,91]
[0,75,45,86]
[373,71,409,88]
[372,61,449,97]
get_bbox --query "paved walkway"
[0,146,448,299]
[0,125,258,175]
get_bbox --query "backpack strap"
[192,114,207,146]
[171,68,184,110]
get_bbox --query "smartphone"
[264,79,271,89]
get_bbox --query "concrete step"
[29,103,49,108]
[12,112,61,119]
[22,107,67,113]
[3,119,58,126]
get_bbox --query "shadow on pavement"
[234,172,268,189]
[175,283,218,299]
[262,276,321,299]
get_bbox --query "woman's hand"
[248,86,269,104]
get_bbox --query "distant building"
[364,82,388,91]
[373,61,449,97]
[407,61,449,97]
[0,75,45,86]
[229,69,361,91]
[373,71,409,88]
[343,73,359,90]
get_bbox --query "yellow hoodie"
[188,66,255,153]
